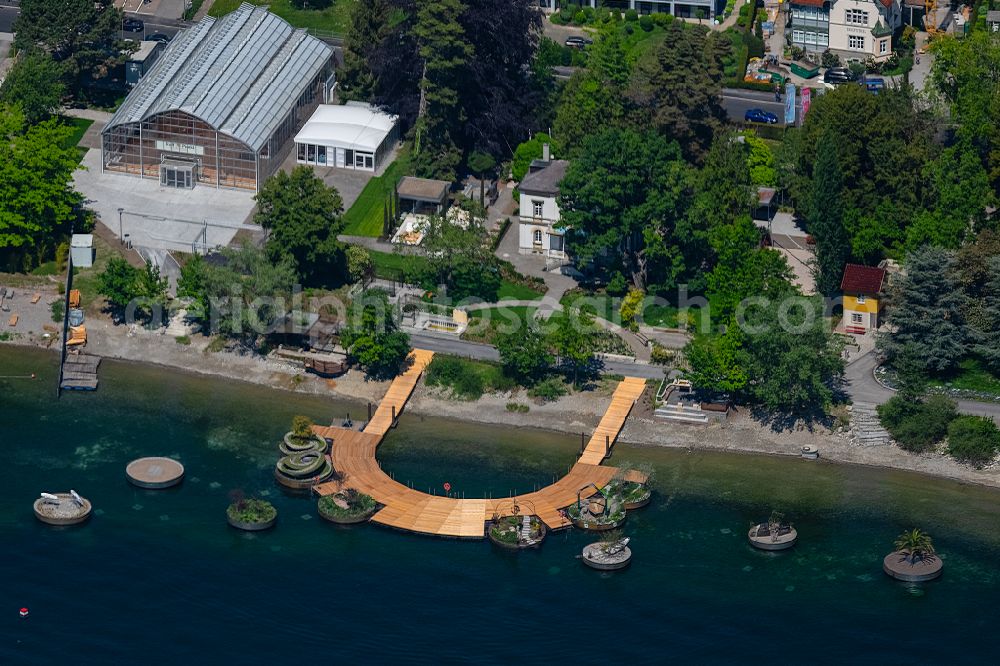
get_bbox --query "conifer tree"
[809,128,850,295]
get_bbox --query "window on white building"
[851,313,863,324]
[533,229,542,244]
[793,29,804,42]
[879,39,888,54]
[532,200,543,218]
[848,34,866,50]
[845,9,869,25]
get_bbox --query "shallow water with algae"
[2,347,1000,662]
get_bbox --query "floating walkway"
[59,354,100,391]
[313,350,647,538]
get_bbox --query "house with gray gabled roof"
[102,3,334,191]
[518,144,569,261]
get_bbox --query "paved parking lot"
[74,149,258,254]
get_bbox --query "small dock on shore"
[313,349,648,539]
[59,354,101,391]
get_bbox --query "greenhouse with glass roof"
[101,3,334,191]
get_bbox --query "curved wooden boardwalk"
[313,350,647,538]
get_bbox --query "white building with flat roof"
[294,102,399,172]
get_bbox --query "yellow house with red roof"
[841,264,886,335]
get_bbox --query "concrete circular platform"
[883,551,943,582]
[126,457,185,489]
[582,542,632,570]
[748,524,798,551]
[34,493,92,526]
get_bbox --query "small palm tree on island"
[894,528,936,564]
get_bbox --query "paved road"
[407,332,667,380]
[846,350,1000,418]
[721,88,801,127]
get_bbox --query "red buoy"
[443,482,451,492]
[19,608,28,617]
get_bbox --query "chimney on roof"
[542,143,550,162]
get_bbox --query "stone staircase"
[849,402,892,447]
[520,515,531,543]
[654,403,709,424]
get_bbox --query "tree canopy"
[255,166,346,287]
[340,289,412,380]
[878,246,968,375]
[14,0,128,97]
[0,52,66,126]
[559,127,690,293]
[0,106,83,270]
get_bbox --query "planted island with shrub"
[318,489,378,524]
[227,496,277,531]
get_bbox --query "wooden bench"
[7,314,17,327]
[31,293,41,304]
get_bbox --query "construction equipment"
[925,0,940,36]
[68,289,81,309]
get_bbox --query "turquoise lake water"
[2,347,1000,663]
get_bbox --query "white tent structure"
[294,102,398,172]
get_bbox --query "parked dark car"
[146,33,172,44]
[564,36,593,49]
[122,18,144,32]
[823,67,856,84]
[744,108,778,124]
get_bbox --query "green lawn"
[368,250,428,282]
[59,117,93,163]
[496,281,545,301]
[560,289,703,330]
[463,306,538,344]
[209,0,356,34]
[342,156,410,237]
[932,358,1000,396]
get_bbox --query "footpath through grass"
[342,156,409,237]
[209,0,356,34]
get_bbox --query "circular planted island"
[568,490,626,531]
[582,538,632,571]
[33,492,92,526]
[126,457,185,489]
[883,529,942,582]
[488,514,546,549]
[226,498,277,531]
[318,490,377,524]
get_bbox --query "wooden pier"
[313,349,647,539]
[59,354,101,391]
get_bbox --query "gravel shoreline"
[4,309,1000,490]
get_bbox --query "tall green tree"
[705,219,793,322]
[809,128,850,295]
[559,127,690,293]
[549,308,596,387]
[199,244,298,350]
[0,106,83,268]
[255,166,345,287]
[553,25,629,156]
[877,246,968,374]
[419,211,500,301]
[930,31,1000,199]
[975,256,1000,374]
[0,52,66,125]
[496,324,552,385]
[338,0,392,102]
[340,289,412,380]
[14,0,127,95]
[97,257,168,323]
[627,21,730,162]
[411,0,473,180]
